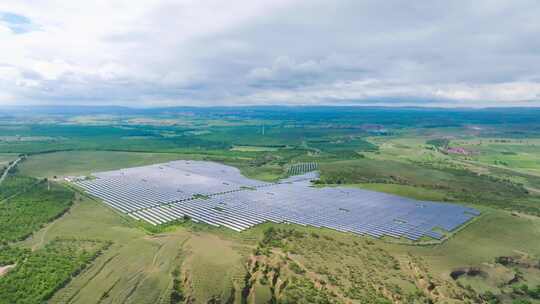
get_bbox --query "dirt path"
[32,219,56,251]
[0,157,22,185]
[0,264,16,277]
[30,200,77,251]
[526,186,540,195]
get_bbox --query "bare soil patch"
[0,264,15,277]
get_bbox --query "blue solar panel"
[74,161,480,241]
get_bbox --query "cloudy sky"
[1,0,539,107]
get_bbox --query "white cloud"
[0,0,539,107]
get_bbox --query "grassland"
[0,153,18,167]
[17,150,288,182]
[351,183,448,201]
[24,194,190,304]
[453,138,540,175]
[18,151,187,177]
[317,157,539,215]
[230,145,280,152]
[352,135,540,215]
[181,233,246,302]
[238,208,540,303]
[20,192,254,304]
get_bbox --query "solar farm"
[73,160,480,241]
[287,162,319,175]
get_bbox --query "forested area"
[0,175,74,244]
[317,158,540,215]
[0,239,110,304]
[0,175,36,200]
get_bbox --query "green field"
[230,145,280,152]
[352,183,448,201]
[401,209,540,271]
[19,151,187,177]
[0,153,18,167]
[455,138,540,175]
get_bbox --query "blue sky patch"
[0,12,33,34]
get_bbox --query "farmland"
[1,106,540,303]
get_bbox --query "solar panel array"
[76,160,270,213]
[287,162,318,176]
[74,161,480,241]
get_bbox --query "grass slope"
[18,151,187,177]
[23,194,250,304]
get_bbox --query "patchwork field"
[453,138,540,176]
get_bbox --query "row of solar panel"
[287,162,318,175]
[109,181,477,240]
[75,171,318,213]
[74,163,479,241]
[128,197,442,240]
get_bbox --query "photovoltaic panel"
[73,161,480,241]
